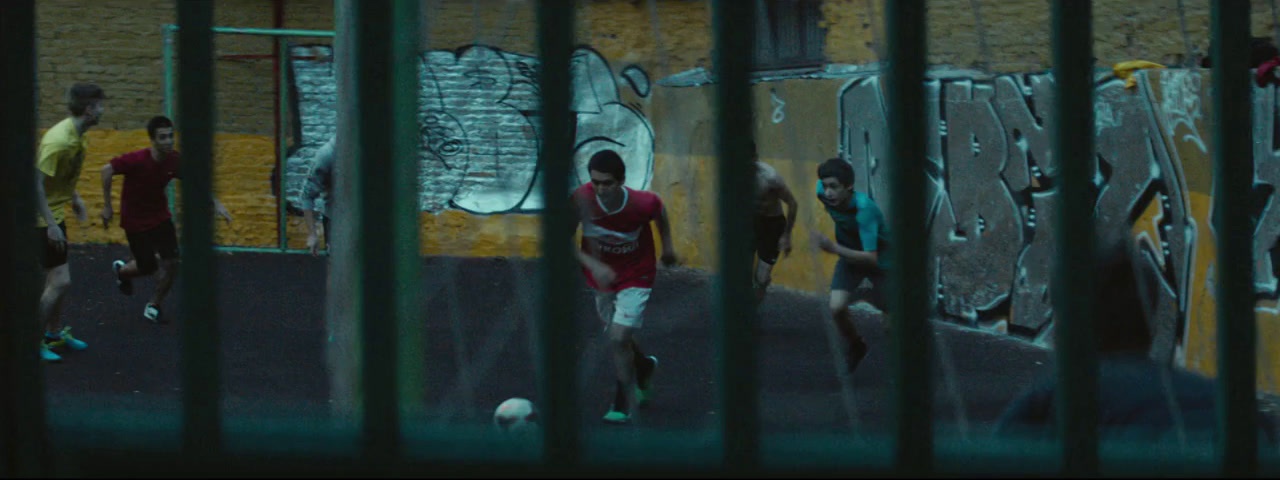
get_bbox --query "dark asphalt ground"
[43,244,1056,440]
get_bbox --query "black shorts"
[831,259,888,311]
[126,219,180,274]
[754,214,787,265]
[38,222,68,269]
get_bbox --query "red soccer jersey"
[573,183,665,291]
[110,148,180,233]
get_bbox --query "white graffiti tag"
[1159,70,1207,154]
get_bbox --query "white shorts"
[594,287,652,329]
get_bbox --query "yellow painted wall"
[58,127,549,257]
[1139,69,1280,393]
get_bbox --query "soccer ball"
[493,397,538,435]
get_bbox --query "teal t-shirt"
[816,181,891,270]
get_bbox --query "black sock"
[613,380,629,413]
[632,344,649,373]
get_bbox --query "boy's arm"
[655,204,678,265]
[100,163,115,229]
[34,145,63,230]
[34,167,59,231]
[571,205,616,287]
[212,195,233,225]
[776,176,798,255]
[826,241,879,266]
[300,157,330,244]
[811,231,879,266]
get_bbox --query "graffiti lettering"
[285,44,654,215]
[838,69,1214,360]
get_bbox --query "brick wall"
[822,0,1277,71]
[37,0,1280,134]
[36,0,335,136]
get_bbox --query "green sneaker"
[602,409,631,424]
[634,355,657,408]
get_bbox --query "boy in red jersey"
[572,150,678,424]
[101,115,232,324]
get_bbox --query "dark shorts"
[831,259,888,311]
[322,214,334,251]
[38,222,69,269]
[126,219,180,274]
[754,214,787,265]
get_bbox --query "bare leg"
[607,323,639,413]
[829,289,860,343]
[753,259,774,303]
[150,258,179,306]
[40,265,72,335]
[609,324,637,388]
[118,259,143,278]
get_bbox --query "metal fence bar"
[164,24,336,38]
[349,0,410,464]
[884,0,932,474]
[536,0,580,469]
[176,0,222,457]
[711,0,759,469]
[391,0,426,432]
[1,1,47,476]
[277,38,291,251]
[163,26,177,221]
[162,25,338,253]
[1210,1,1258,476]
[1050,0,1098,475]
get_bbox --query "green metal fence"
[162,24,335,254]
[2,0,1277,476]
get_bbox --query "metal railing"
[162,24,336,254]
[1,0,1273,476]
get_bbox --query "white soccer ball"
[493,397,538,435]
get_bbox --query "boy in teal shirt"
[810,158,890,375]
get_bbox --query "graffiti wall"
[649,66,1280,389]
[280,45,1278,387]
[283,44,654,215]
[839,71,1203,364]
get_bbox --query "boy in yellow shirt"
[36,83,105,362]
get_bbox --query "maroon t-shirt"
[110,148,180,233]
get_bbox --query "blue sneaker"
[41,343,62,362]
[45,326,88,351]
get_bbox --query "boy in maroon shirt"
[100,116,231,323]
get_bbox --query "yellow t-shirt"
[35,117,87,228]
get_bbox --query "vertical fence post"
[0,1,47,476]
[164,25,178,225]
[1210,1,1257,476]
[1050,0,1098,475]
[536,0,580,469]
[277,38,290,251]
[884,0,931,474]
[392,0,425,437]
[711,0,759,470]
[176,0,222,459]
[349,0,415,465]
